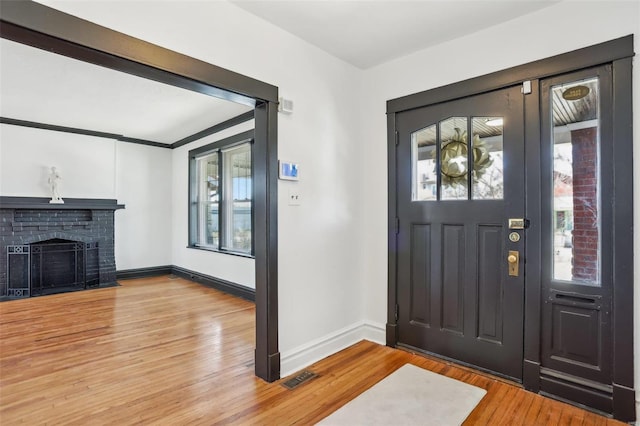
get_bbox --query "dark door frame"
[386,35,634,421]
[0,1,280,382]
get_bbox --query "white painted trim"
[566,119,598,132]
[361,321,386,345]
[280,321,386,378]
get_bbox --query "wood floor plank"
[0,276,626,425]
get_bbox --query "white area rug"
[317,363,486,426]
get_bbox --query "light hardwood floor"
[0,276,625,425]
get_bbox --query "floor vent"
[281,370,317,390]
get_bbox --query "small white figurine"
[48,166,64,204]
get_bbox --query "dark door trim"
[387,36,634,421]
[0,1,280,382]
[387,35,633,114]
[0,2,276,105]
[611,56,634,419]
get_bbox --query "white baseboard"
[280,321,386,378]
[361,321,386,345]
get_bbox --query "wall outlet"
[288,189,301,206]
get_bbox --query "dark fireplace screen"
[7,239,99,297]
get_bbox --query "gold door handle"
[507,250,519,276]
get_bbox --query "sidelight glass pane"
[222,144,252,253]
[551,77,600,285]
[197,153,219,247]
[471,117,504,200]
[411,125,437,201]
[440,117,468,200]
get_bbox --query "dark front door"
[395,85,525,380]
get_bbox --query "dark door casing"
[387,36,635,421]
[0,1,281,383]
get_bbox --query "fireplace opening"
[28,239,99,296]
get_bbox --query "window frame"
[188,130,255,258]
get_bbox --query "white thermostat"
[279,161,299,181]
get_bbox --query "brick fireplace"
[0,197,124,298]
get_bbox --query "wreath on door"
[440,128,494,188]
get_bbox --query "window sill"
[187,245,255,259]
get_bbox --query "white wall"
[0,125,116,198]
[171,120,256,289]
[39,0,369,369]
[0,124,173,271]
[359,0,640,415]
[115,142,172,270]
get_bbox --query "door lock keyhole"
[508,250,519,277]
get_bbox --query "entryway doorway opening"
[1,1,280,383]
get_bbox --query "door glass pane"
[551,77,600,285]
[411,124,437,201]
[222,144,252,253]
[197,153,219,247]
[472,117,504,200]
[440,117,468,200]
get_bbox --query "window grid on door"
[411,116,504,202]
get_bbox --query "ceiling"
[0,39,252,145]
[231,0,561,69]
[0,1,561,142]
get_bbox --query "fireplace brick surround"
[0,197,124,298]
